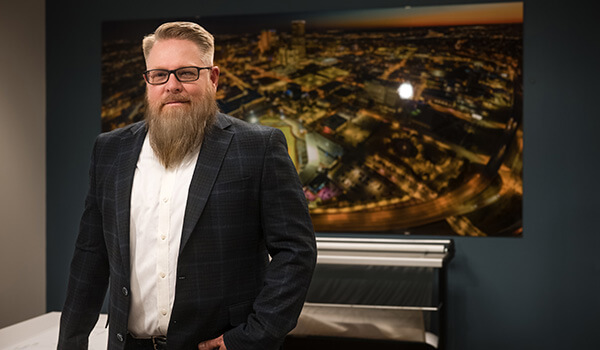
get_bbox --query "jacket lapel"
[180,114,233,253]
[115,122,147,274]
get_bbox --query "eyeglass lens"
[146,67,201,84]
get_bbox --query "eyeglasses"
[143,66,212,85]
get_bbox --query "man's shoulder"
[217,113,277,138]
[92,121,146,159]
[98,121,146,141]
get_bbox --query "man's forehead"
[145,39,206,67]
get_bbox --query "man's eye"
[151,71,168,78]
[178,70,196,78]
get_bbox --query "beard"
[145,90,218,169]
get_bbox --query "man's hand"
[198,334,227,350]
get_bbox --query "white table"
[0,312,108,349]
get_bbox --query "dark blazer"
[58,113,317,350]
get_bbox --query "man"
[58,21,317,350]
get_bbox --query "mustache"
[162,95,190,104]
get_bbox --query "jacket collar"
[180,113,234,253]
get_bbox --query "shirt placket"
[157,168,176,334]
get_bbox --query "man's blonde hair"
[143,21,214,65]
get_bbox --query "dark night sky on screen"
[103,2,522,41]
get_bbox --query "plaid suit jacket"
[58,113,317,350]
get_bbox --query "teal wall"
[46,1,600,349]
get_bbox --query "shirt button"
[160,272,166,278]
[162,197,169,203]
[161,309,167,316]
[116,333,124,342]
[161,235,166,240]
[121,287,128,296]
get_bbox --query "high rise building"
[291,20,306,60]
[258,29,276,55]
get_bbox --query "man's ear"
[210,66,220,89]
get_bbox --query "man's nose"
[164,72,183,92]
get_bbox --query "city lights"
[398,82,414,100]
[101,14,522,236]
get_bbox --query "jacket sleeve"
[223,128,317,350]
[57,137,110,349]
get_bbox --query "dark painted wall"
[46,0,600,349]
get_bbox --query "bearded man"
[58,22,317,350]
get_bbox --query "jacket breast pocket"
[212,176,252,194]
[209,176,257,218]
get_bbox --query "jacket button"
[116,333,124,342]
[122,287,128,296]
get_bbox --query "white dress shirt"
[128,135,199,337]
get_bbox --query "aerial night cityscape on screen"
[102,2,523,236]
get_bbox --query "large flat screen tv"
[101,2,523,237]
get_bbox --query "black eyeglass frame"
[143,66,213,85]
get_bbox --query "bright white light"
[398,82,414,100]
[472,113,483,121]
